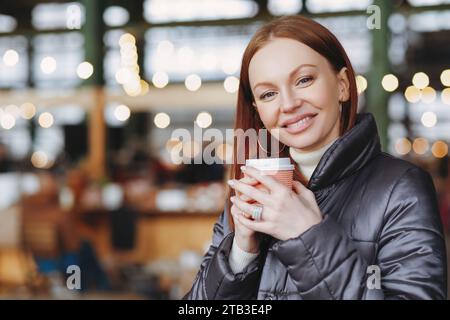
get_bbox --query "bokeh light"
[76,61,94,79]
[195,112,212,128]
[185,74,202,91]
[38,112,54,128]
[381,74,399,92]
[154,112,171,128]
[114,104,130,121]
[412,137,429,155]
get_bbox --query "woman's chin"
[280,133,319,150]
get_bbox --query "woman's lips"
[283,114,317,134]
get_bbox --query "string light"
[20,103,36,119]
[441,88,450,105]
[421,87,436,104]
[38,112,54,128]
[40,56,57,74]
[412,138,429,155]
[154,112,170,128]
[0,114,15,130]
[421,111,437,127]
[76,61,94,79]
[440,69,450,87]
[355,75,367,94]
[381,74,399,92]
[394,138,411,155]
[119,33,135,46]
[431,141,448,158]
[114,104,130,121]
[117,32,143,96]
[224,76,239,93]
[195,112,212,128]
[404,86,421,103]
[152,71,169,88]
[185,74,202,91]
[412,72,429,89]
[2,49,19,66]
[31,151,50,169]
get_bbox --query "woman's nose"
[280,91,302,113]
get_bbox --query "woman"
[185,15,447,300]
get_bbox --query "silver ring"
[251,205,263,221]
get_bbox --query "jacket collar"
[308,112,381,191]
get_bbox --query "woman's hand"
[227,166,323,241]
[229,175,260,253]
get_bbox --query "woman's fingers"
[234,175,259,201]
[292,180,307,194]
[241,166,284,194]
[240,175,258,185]
[292,180,316,204]
[230,196,260,219]
[231,202,251,219]
[237,214,269,234]
[227,179,271,206]
[238,193,253,202]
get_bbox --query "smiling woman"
[249,41,348,151]
[185,15,447,300]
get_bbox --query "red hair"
[227,15,358,229]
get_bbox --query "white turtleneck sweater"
[229,138,338,274]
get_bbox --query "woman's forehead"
[248,38,326,83]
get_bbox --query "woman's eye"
[296,76,313,86]
[260,91,276,100]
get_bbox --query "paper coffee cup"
[245,157,295,189]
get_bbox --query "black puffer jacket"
[185,113,447,300]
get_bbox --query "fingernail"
[240,166,246,172]
[227,179,235,186]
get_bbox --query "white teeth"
[287,117,311,128]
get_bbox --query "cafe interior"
[0,0,450,299]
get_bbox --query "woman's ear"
[337,67,350,102]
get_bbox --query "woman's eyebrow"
[252,63,317,91]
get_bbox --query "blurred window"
[314,16,372,74]
[32,2,85,30]
[32,32,83,88]
[0,36,28,88]
[143,0,258,23]
[103,6,129,27]
[0,14,17,33]
[409,10,450,31]
[0,173,21,209]
[408,0,450,6]
[103,29,125,88]
[267,0,302,16]
[144,24,261,82]
[306,0,372,13]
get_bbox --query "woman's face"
[248,37,350,151]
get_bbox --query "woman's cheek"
[258,104,279,129]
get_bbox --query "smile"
[283,114,317,134]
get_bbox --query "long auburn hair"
[227,15,358,230]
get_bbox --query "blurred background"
[0,0,449,299]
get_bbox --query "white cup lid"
[245,157,294,171]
